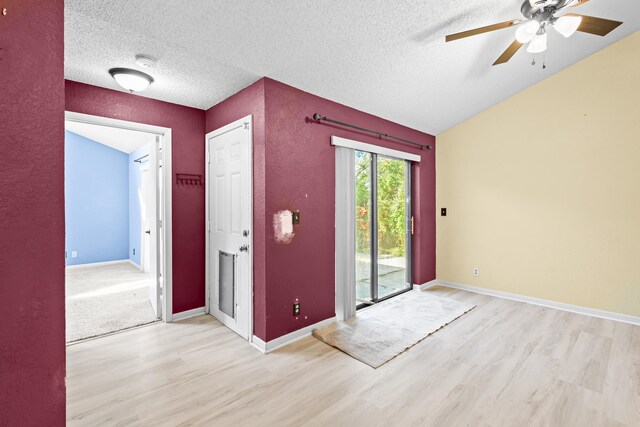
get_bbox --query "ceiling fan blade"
[565,13,623,36]
[493,40,523,66]
[446,19,521,42]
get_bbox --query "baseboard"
[413,280,438,291]
[127,259,142,270]
[251,316,336,354]
[433,280,640,326]
[250,336,267,353]
[65,259,130,269]
[172,306,206,322]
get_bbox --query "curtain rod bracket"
[312,113,432,151]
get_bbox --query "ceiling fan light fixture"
[516,20,541,43]
[553,15,582,37]
[108,68,154,93]
[526,31,548,53]
[444,0,623,66]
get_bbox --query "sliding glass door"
[355,151,412,306]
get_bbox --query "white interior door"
[207,116,252,340]
[141,141,159,318]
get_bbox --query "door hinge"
[411,216,414,235]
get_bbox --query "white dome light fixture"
[108,68,154,93]
[526,30,548,53]
[553,15,582,37]
[515,20,541,43]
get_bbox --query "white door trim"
[205,115,254,343]
[65,111,174,322]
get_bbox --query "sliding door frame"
[358,154,413,309]
[332,136,420,318]
[370,154,379,302]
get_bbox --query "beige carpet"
[66,262,158,343]
[313,291,475,368]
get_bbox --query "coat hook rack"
[134,154,149,163]
[176,173,203,186]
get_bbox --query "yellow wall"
[436,32,640,317]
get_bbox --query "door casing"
[205,115,254,343]
[64,111,173,322]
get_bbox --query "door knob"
[239,244,249,252]
[145,230,151,235]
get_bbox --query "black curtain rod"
[134,154,149,163]
[312,113,432,151]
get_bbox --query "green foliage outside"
[355,153,406,257]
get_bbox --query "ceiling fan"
[445,0,623,65]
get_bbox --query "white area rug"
[66,262,158,343]
[313,291,475,368]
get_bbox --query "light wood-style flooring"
[67,286,640,426]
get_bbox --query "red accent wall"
[0,0,66,425]
[207,78,436,342]
[65,81,207,314]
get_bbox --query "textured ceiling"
[65,0,639,134]
[65,121,155,153]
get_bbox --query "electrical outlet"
[71,251,78,258]
[293,302,301,316]
[473,267,479,277]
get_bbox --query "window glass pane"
[376,156,408,299]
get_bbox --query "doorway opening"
[205,115,253,342]
[355,151,413,308]
[64,112,173,343]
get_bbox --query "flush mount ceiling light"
[445,0,623,66]
[108,68,154,93]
